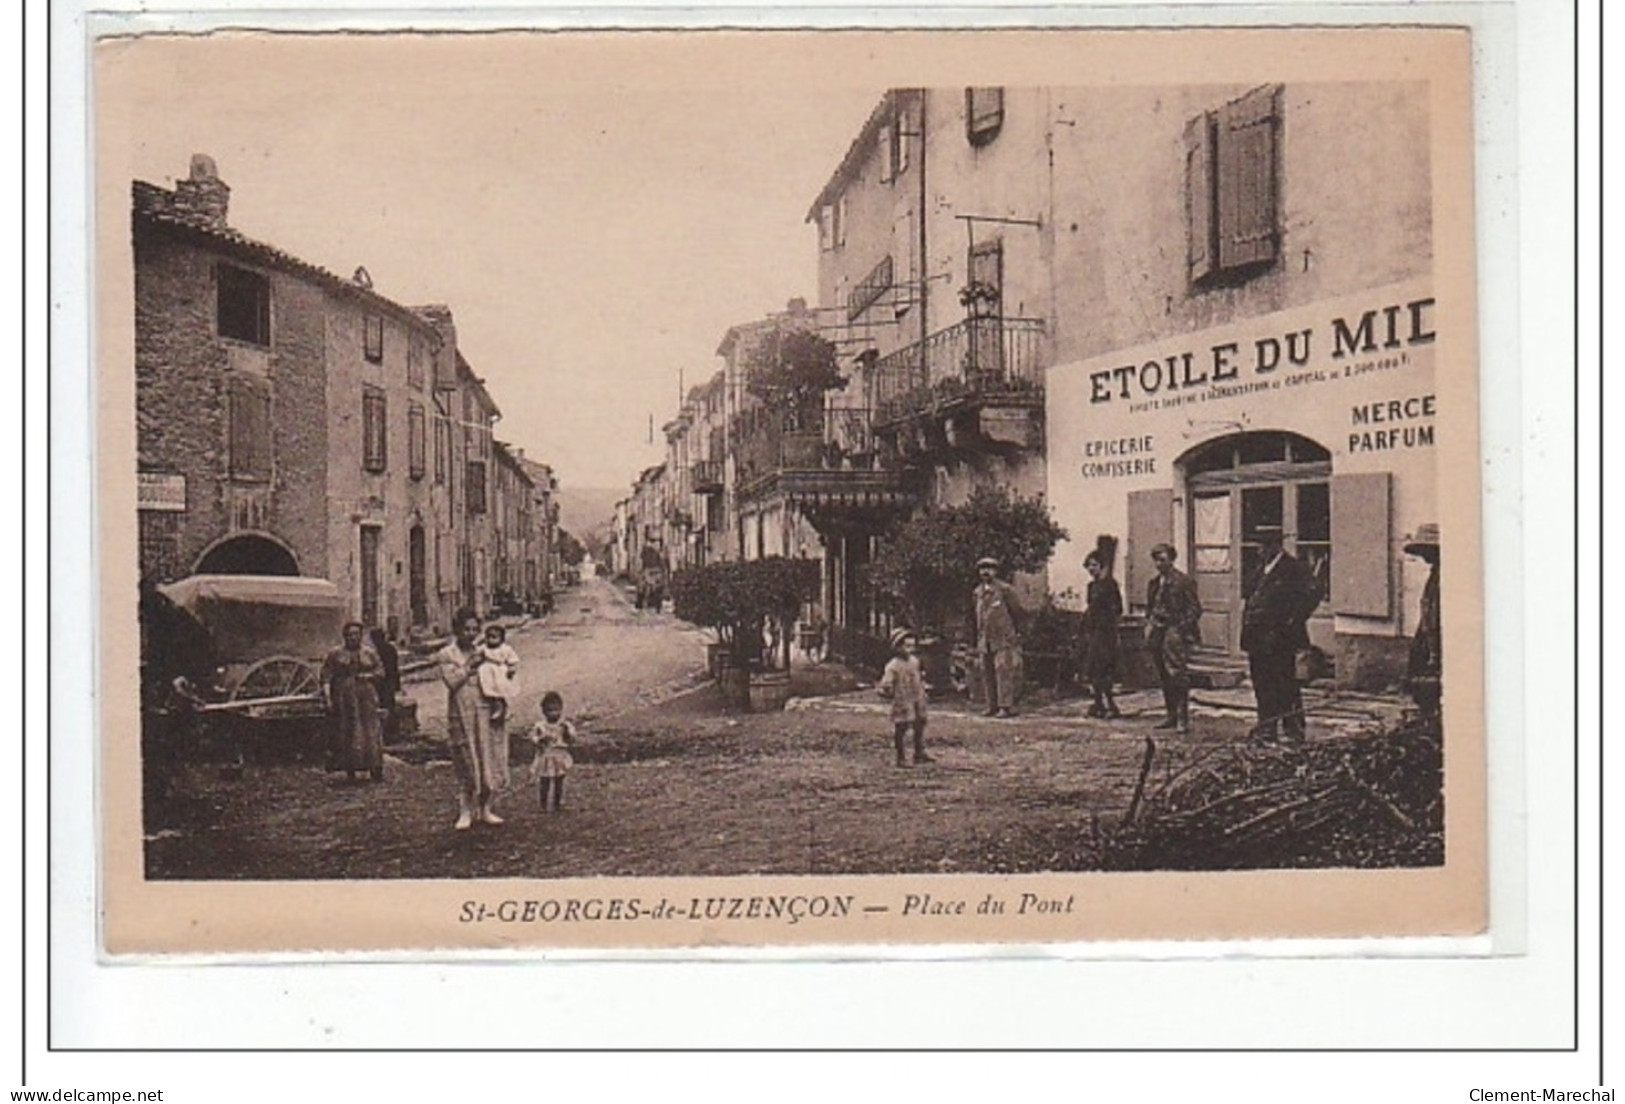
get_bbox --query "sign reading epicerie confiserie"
[1084,289,1435,412]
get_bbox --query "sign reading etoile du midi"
[1078,283,1436,415]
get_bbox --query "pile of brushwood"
[1101,715,1443,871]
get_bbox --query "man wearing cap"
[1404,523,1442,720]
[1240,526,1323,742]
[1146,543,1202,733]
[973,557,1025,718]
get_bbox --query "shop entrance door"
[1183,433,1333,655]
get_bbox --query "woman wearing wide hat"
[1080,535,1123,719]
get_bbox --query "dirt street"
[402,575,711,736]
[144,582,1401,880]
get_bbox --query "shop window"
[408,402,427,480]
[364,315,384,363]
[217,264,270,346]
[226,374,272,480]
[1296,481,1332,598]
[965,87,1004,146]
[1192,492,1232,574]
[362,386,387,473]
[1186,84,1281,287]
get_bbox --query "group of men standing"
[1139,527,1322,741]
[974,517,1440,742]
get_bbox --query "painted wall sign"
[1082,291,1436,412]
[136,472,186,512]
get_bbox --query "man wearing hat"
[1240,525,1323,742]
[973,556,1025,718]
[1404,523,1442,720]
[1146,543,1203,733]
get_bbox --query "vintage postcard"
[96,25,1486,954]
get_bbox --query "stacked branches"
[1103,716,1443,871]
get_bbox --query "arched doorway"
[1179,431,1332,653]
[193,532,300,577]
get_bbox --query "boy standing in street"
[878,628,932,766]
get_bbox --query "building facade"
[1042,82,1436,688]
[135,155,557,640]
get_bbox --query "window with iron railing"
[847,255,894,321]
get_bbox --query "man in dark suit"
[1145,543,1202,734]
[1240,526,1322,742]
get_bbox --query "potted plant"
[957,280,1001,319]
[863,486,1069,640]
[670,556,821,710]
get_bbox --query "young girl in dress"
[877,628,931,766]
[530,690,576,812]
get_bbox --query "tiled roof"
[805,89,913,221]
[132,179,437,335]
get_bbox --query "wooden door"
[408,525,428,628]
[360,526,381,628]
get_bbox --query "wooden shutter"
[1125,488,1175,612]
[1217,85,1280,271]
[967,87,1004,144]
[227,374,271,480]
[1184,113,1215,284]
[1330,471,1392,617]
[408,402,426,479]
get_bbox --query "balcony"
[733,406,917,528]
[872,316,1046,452]
[691,458,724,494]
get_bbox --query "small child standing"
[478,624,521,725]
[529,690,576,811]
[878,628,931,767]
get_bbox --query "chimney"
[172,153,231,229]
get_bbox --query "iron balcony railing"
[872,316,1046,427]
[691,458,724,492]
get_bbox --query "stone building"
[518,455,561,598]
[134,154,554,639]
[803,84,1437,688]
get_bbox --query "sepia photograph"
[95,26,1486,952]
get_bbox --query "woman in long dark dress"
[1081,535,1124,719]
[322,621,385,782]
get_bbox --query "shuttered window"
[466,460,488,514]
[226,374,272,480]
[1184,114,1216,284]
[1330,471,1392,617]
[408,402,426,480]
[966,87,1004,146]
[362,386,387,472]
[847,255,894,320]
[433,416,449,485]
[1186,85,1281,287]
[364,314,384,363]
